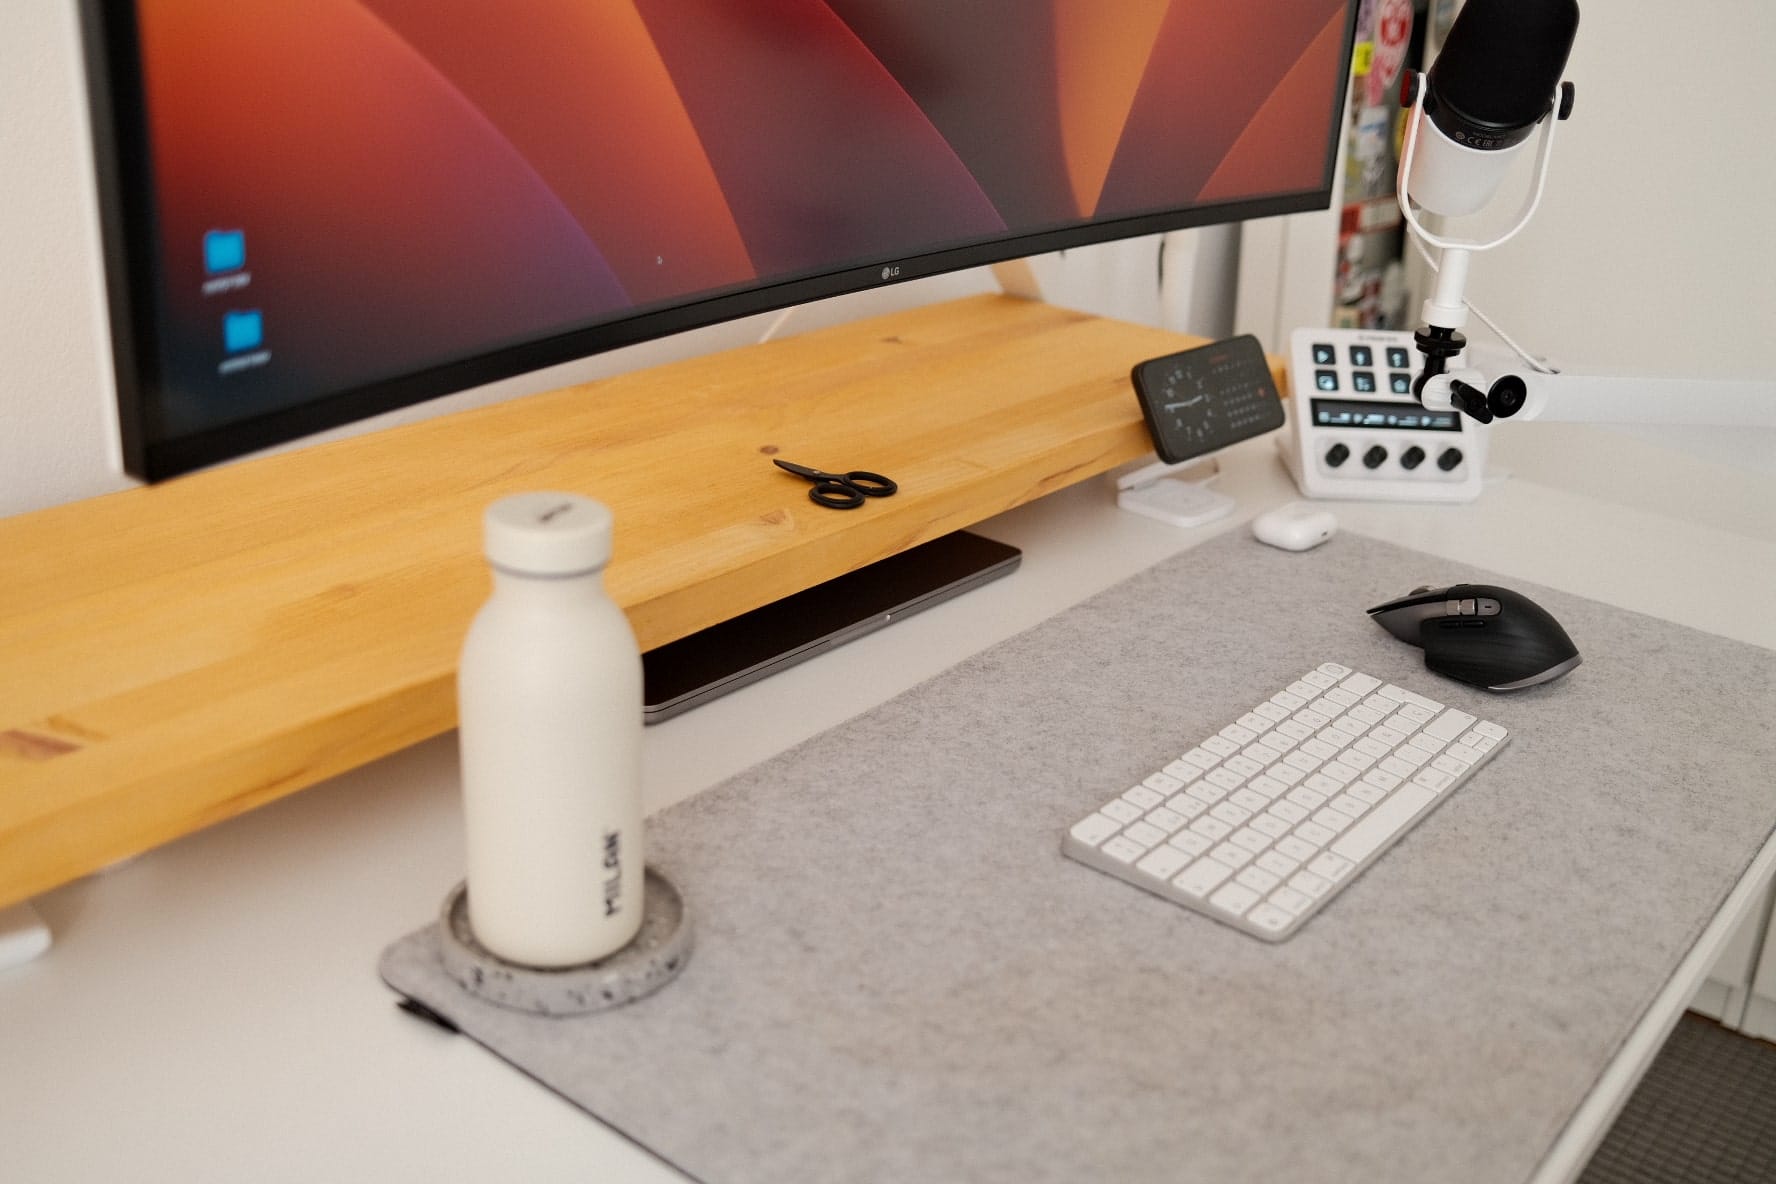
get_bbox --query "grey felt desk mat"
[381,529,1776,1184]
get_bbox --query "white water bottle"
[458,493,644,967]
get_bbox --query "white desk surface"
[4,421,1773,1183]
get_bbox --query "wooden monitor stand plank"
[0,295,1269,908]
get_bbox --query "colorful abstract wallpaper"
[124,0,1352,439]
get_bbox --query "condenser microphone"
[1405,0,1580,217]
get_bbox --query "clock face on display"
[1131,335,1284,465]
[1155,365,1220,447]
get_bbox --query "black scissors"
[773,459,898,510]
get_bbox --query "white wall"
[0,3,1236,519]
[1242,0,1776,473]
[1456,0,1776,385]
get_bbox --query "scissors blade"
[773,459,826,481]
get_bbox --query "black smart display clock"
[1129,334,1285,465]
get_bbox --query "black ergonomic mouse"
[1367,583,1581,691]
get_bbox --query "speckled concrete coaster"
[436,868,690,1016]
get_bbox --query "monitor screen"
[83,1,1357,480]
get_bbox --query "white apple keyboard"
[1063,663,1509,941]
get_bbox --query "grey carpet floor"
[1578,1012,1776,1184]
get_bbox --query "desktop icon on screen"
[204,229,246,275]
[222,309,263,353]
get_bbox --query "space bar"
[1332,784,1438,863]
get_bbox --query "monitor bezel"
[80,1,1358,482]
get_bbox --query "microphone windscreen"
[1429,0,1579,149]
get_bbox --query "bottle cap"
[483,493,613,576]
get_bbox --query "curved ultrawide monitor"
[83,1,1357,480]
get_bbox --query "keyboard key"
[1190,815,1233,841]
[1230,787,1270,812]
[1167,829,1213,857]
[1317,662,1352,679]
[1249,813,1290,839]
[1186,781,1226,805]
[1284,750,1322,775]
[1124,785,1165,809]
[1209,882,1261,917]
[1275,835,1319,863]
[1248,903,1294,933]
[1071,813,1121,846]
[1256,850,1300,878]
[1360,768,1401,793]
[1230,827,1271,853]
[1123,820,1167,848]
[1290,870,1331,899]
[1295,820,1337,846]
[1173,859,1234,899]
[1286,786,1327,810]
[1141,772,1183,795]
[1237,865,1281,894]
[1206,767,1246,792]
[1248,774,1287,799]
[1102,798,1144,823]
[1268,800,1308,825]
[1211,842,1255,869]
[1210,801,1252,827]
[1270,886,1312,915]
[1136,845,1190,882]
[1165,793,1206,818]
[1379,756,1418,778]
[1407,733,1446,756]
[1101,835,1147,864]
[1424,708,1477,742]
[1145,806,1187,834]
[1431,754,1471,778]
[1340,672,1381,695]
[1222,755,1264,778]
[1412,767,1454,793]
[1330,784,1437,863]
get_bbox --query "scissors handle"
[837,470,897,497]
[773,460,898,510]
